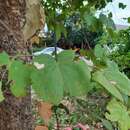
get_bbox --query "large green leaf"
[9,60,31,97]
[0,82,4,102]
[93,70,123,102]
[31,54,64,104]
[31,50,91,104]
[0,52,10,65]
[104,70,130,96]
[93,60,130,102]
[105,60,130,96]
[106,99,130,130]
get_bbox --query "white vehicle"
[33,47,93,67]
[33,47,64,56]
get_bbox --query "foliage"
[31,0,130,129]
[1,0,130,129]
[98,27,130,77]
[0,50,91,104]
[39,0,116,50]
[94,28,130,129]
[0,43,130,129]
[41,0,115,42]
[64,12,103,48]
[106,99,130,130]
[39,12,103,49]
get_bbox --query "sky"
[104,0,130,25]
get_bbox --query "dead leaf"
[38,102,52,125]
[30,35,40,44]
[22,0,45,41]
[35,125,48,130]
[34,62,44,70]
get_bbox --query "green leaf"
[105,60,130,96]
[9,60,31,97]
[99,13,108,25]
[0,52,10,65]
[55,24,61,41]
[93,60,130,102]
[101,119,113,130]
[57,50,75,62]
[104,70,130,96]
[0,82,4,102]
[106,99,130,130]
[99,14,115,29]
[119,3,127,9]
[107,28,115,38]
[84,14,100,31]
[94,44,106,58]
[108,12,112,18]
[84,14,97,26]
[31,50,91,104]
[107,19,115,29]
[106,60,119,71]
[93,70,123,102]
[55,23,66,40]
[128,17,130,23]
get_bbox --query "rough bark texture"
[0,0,33,130]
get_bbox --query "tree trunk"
[0,0,33,129]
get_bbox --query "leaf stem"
[54,32,58,61]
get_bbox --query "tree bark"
[0,0,33,129]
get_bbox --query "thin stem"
[54,32,58,61]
